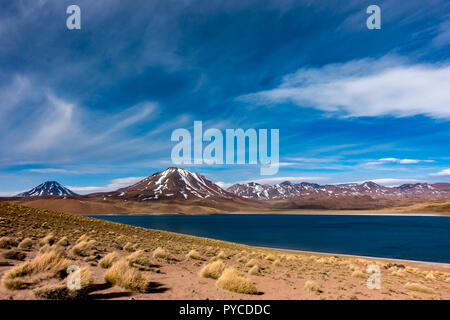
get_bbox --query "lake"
[90,214,450,263]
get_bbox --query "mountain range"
[14,167,450,201]
[7,167,450,214]
[227,181,450,200]
[17,181,78,197]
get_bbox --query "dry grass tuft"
[104,259,150,292]
[304,280,322,293]
[216,268,258,295]
[99,252,120,269]
[217,250,227,259]
[425,271,436,281]
[351,270,367,279]
[248,265,259,275]
[72,240,96,257]
[348,264,359,271]
[153,247,171,260]
[391,269,406,277]
[76,234,89,244]
[265,254,276,262]
[2,250,26,261]
[39,244,62,254]
[286,255,297,262]
[57,236,69,247]
[200,260,226,280]
[273,259,282,266]
[39,234,55,247]
[18,238,33,250]
[126,250,151,267]
[404,282,434,294]
[186,249,204,260]
[34,267,93,300]
[0,236,16,249]
[2,250,70,290]
[123,242,136,252]
[245,259,258,268]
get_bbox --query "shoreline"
[254,245,450,268]
[87,211,446,217]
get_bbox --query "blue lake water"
[90,214,450,263]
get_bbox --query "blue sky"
[0,0,449,194]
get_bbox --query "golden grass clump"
[217,250,227,259]
[186,249,204,260]
[304,280,322,293]
[404,282,434,294]
[356,258,372,265]
[286,255,297,262]
[39,234,55,247]
[348,264,360,271]
[104,259,150,293]
[200,260,226,279]
[238,256,247,263]
[39,244,64,255]
[2,250,26,261]
[245,259,258,268]
[123,242,136,252]
[391,269,406,277]
[72,240,96,257]
[216,268,258,295]
[99,252,121,269]
[316,257,328,264]
[351,270,367,279]
[273,259,282,266]
[248,265,259,275]
[425,271,436,281]
[0,236,16,249]
[126,250,151,267]
[265,254,276,262]
[18,238,33,250]
[153,247,171,260]
[34,267,93,300]
[2,250,71,290]
[76,234,89,244]
[405,266,416,272]
[57,236,69,247]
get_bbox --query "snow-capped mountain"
[17,181,78,197]
[227,181,450,200]
[109,167,239,201]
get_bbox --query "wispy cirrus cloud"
[26,168,69,174]
[68,176,146,194]
[366,158,435,165]
[429,169,450,177]
[238,57,450,119]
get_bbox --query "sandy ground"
[1,242,449,300]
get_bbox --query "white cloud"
[27,168,69,173]
[68,176,145,194]
[366,158,434,165]
[216,181,232,189]
[429,169,450,177]
[21,94,75,152]
[432,19,450,48]
[0,191,25,197]
[239,57,450,119]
